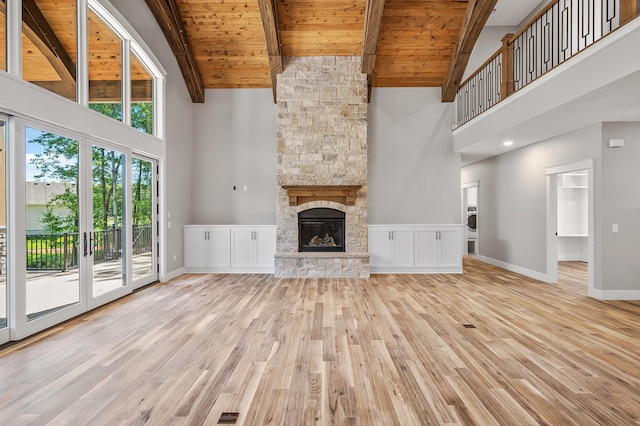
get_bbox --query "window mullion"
[6,0,22,77]
[122,39,132,126]
[77,0,89,106]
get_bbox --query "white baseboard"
[162,267,185,282]
[370,266,462,274]
[184,267,274,274]
[475,255,550,282]
[589,288,640,300]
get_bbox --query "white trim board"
[162,267,185,282]
[589,288,640,300]
[475,255,550,283]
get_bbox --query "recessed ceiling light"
[503,141,513,146]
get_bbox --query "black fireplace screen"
[298,208,345,252]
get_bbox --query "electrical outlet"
[173,255,177,262]
[243,185,247,191]
[167,221,172,228]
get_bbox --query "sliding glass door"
[88,144,129,307]
[25,126,82,322]
[8,118,158,341]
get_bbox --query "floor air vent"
[218,412,240,424]
[462,324,476,329]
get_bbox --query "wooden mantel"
[282,185,362,206]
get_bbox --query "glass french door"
[12,120,87,340]
[9,119,157,341]
[130,156,157,289]
[87,144,129,308]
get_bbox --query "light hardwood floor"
[1,258,639,425]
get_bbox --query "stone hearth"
[275,56,370,278]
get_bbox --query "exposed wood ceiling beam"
[257,0,282,103]
[144,0,204,103]
[361,0,385,102]
[441,0,498,102]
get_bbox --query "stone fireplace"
[274,56,370,278]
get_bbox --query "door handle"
[89,232,94,256]
[83,232,87,257]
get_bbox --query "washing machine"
[467,207,477,254]
[467,206,477,239]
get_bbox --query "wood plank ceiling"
[2,0,498,105]
[150,0,498,103]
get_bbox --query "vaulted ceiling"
[144,0,499,103]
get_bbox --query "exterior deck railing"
[453,0,638,128]
[26,225,152,271]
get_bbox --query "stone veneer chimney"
[275,56,370,278]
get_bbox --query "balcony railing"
[453,0,638,128]
[26,225,153,271]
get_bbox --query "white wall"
[368,88,461,224]
[461,124,602,274]
[191,89,277,225]
[188,87,461,227]
[600,122,640,291]
[109,0,195,274]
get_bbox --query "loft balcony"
[453,0,640,164]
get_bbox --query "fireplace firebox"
[298,208,345,252]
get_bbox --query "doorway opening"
[462,182,479,255]
[556,170,588,290]
[546,159,594,296]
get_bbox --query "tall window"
[131,52,153,135]
[0,5,6,72]
[88,8,122,121]
[22,0,77,101]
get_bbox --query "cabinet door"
[231,228,255,267]
[389,228,414,267]
[439,228,462,267]
[368,227,392,266]
[414,228,438,267]
[184,227,207,268]
[255,228,276,268]
[207,227,231,268]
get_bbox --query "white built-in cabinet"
[184,225,276,273]
[369,225,462,273]
[231,226,277,270]
[415,227,462,269]
[183,226,231,269]
[369,226,414,268]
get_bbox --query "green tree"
[132,103,153,135]
[30,103,153,234]
[28,133,79,233]
[132,158,153,226]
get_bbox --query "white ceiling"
[486,0,548,26]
